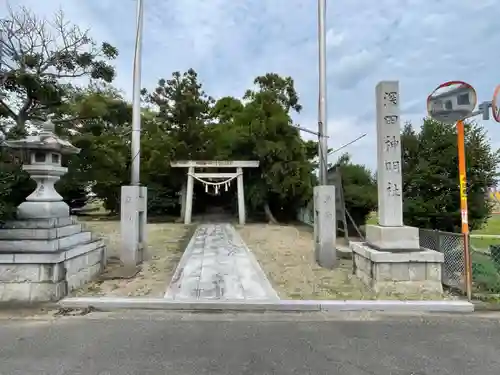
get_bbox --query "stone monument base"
[350,242,444,295]
[365,224,420,252]
[0,217,106,303]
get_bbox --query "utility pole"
[120,0,147,267]
[0,27,5,93]
[131,0,144,185]
[317,0,328,185]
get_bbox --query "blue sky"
[3,0,500,170]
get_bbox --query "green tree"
[224,74,315,222]
[60,84,132,213]
[0,6,118,135]
[142,69,214,160]
[401,118,500,232]
[332,153,377,233]
[0,149,34,222]
[141,69,215,215]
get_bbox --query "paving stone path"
[164,224,279,301]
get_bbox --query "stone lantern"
[2,118,80,219]
[0,118,106,303]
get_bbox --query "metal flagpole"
[317,0,328,185]
[131,0,144,185]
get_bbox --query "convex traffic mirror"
[427,81,477,124]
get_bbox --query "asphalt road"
[0,310,499,375]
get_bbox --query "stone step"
[337,244,353,259]
[0,239,106,302]
[0,224,82,241]
[0,238,105,264]
[0,231,93,253]
[0,216,78,229]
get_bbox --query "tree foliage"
[333,153,377,232]
[0,6,118,134]
[401,118,500,232]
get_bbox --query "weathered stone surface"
[120,185,147,267]
[0,231,92,252]
[29,281,66,302]
[0,248,104,302]
[17,200,70,220]
[0,281,67,302]
[0,224,82,241]
[366,224,420,251]
[0,217,106,303]
[0,283,31,301]
[351,242,443,294]
[426,263,442,282]
[409,263,427,281]
[66,246,104,276]
[39,263,65,283]
[0,217,77,230]
[165,223,279,301]
[313,185,337,269]
[66,260,103,291]
[374,262,391,281]
[390,263,410,281]
[375,81,403,227]
[0,265,41,283]
[351,241,444,263]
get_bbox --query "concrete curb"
[58,298,475,313]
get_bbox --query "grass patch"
[237,224,451,301]
[471,237,500,252]
[473,214,500,235]
[471,250,500,295]
[365,211,377,225]
[470,214,500,251]
[73,220,193,297]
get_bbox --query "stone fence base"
[350,242,444,295]
[0,217,106,303]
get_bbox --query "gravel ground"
[237,224,452,300]
[71,220,193,297]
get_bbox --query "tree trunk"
[264,202,279,224]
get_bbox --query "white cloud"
[326,29,345,48]
[3,0,500,171]
[330,49,379,89]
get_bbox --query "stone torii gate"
[171,160,259,225]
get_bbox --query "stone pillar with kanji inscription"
[348,81,444,295]
[376,81,403,227]
[366,81,420,252]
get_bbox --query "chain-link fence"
[419,229,466,291]
[420,229,500,298]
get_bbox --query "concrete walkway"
[164,223,279,301]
